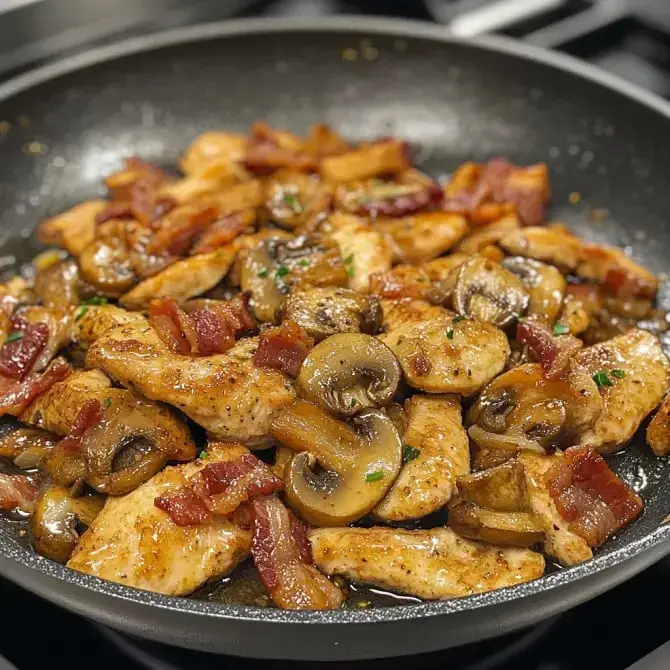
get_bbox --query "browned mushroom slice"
[502,257,567,324]
[456,213,520,254]
[0,426,57,469]
[467,363,602,453]
[457,460,530,512]
[444,257,529,327]
[277,287,381,342]
[449,501,545,547]
[271,400,402,526]
[296,333,400,416]
[647,395,670,456]
[34,258,80,308]
[30,486,104,563]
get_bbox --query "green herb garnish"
[403,445,421,463]
[365,471,384,483]
[5,331,23,344]
[446,329,454,340]
[611,369,626,379]
[344,254,354,264]
[593,371,613,389]
[452,315,465,325]
[553,323,570,336]
[81,296,108,306]
[257,268,269,279]
[299,259,311,268]
[199,450,208,460]
[276,265,289,278]
[346,265,355,278]
[283,192,303,214]
[75,306,89,321]
[103,397,112,408]
[349,398,358,408]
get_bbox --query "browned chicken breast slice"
[457,213,519,255]
[310,526,545,599]
[328,213,393,293]
[180,132,248,174]
[380,314,510,395]
[18,306,72,371]
[647,394,670,456]
[517,452,592,566]
[86,321,295,446]
[499,226,584,272]
[380,298,449,331]
[374,394,469,521]
[36,200,105,257]
[71,304,145,346]
[68,444,252,596]
[120,249,236,309]
[576,329,670,453]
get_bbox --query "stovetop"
[1,1,670,668]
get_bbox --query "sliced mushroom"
[34,258,81,308]
[274,402,402,526]
[0,427,58,469]
[449,501,544,547]
[277,288,381,342]
[468,363,602,453]
[30,486,104,563]
[296,333,401,416]
[445,257,529,327]
[502,257,566,324]
[457,460,530,512]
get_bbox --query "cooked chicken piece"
[33,258,80,308]
[328,213,393,293]
[0,276,36,339]
[422,254,469,282]
[576,329,670,452]
[374,394,469,521]
[373,212,468,264]
[647,395,670,456]
[558,294,590,336]
[120,249,236,309]
[320,139,409,182]
[158,163,243,204]
[517,452,592,566]
[310,526,545,599]
[277,287,381,342]
[71,304,145,346]
[380,314,510,395]
[457,213,519,255]
[17,306,72,371]
[86,321,295,446]
[499,226,584,272]
[380,298,450,331]
[36,200,105,257]
[369,266,435,301]
[68,443,252,596]
[180,132,248,174]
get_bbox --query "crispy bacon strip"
[516,320,582,379]
[154,452,283,526]
[149,295,255,356]
[146,204,219,256]
[253,320,314,377]
[58,399,104,453]
[244,123,318,175]
[0,317,50,380]
[546,446,643,547]
[191,210,253,255]
[356,183,443,218]
[250,495,344,610]
[0,358,71,416]
[0,473,39,513]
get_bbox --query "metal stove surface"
[1,1,670,668]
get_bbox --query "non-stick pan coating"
[0,17,669,661]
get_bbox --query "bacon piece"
[356,183,443,218]
[0,473,39,513]
[146,204,218,256]
[516,320,582,379]
[0,317,49,380]
[58,399,104,453]
[244,123,317,175]
[0,358,71,416]
[253,320,314,377]
[191,210,253,255]
[149,295,256,356]
[546,446,643,547]
[154,452,283,526]
[155,487,213,526]
[250,495,344,610]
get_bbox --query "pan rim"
[1,15,670,628]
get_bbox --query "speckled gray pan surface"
[0,16,670,661]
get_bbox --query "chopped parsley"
[349,398,358,408]
[5,331,23,344]
[75,306,89,321]
[365,471,384,483]
[283,192,303,214]
[199,450,208,460]
[299,259,311,268]
[344,254,355,278]
[257,268,269,279]
[446,329,454,340]
[81,296,108,306]
[103,397,112,408]
[276,265,290,278]
[452,315,465,325]
[553,323,570,336]
[611,369,626,379]
[346,265,355,278]
[403,445,421,463]
[356,194,371,205]
[592,370,613,389]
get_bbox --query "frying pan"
[0,16,669,662]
